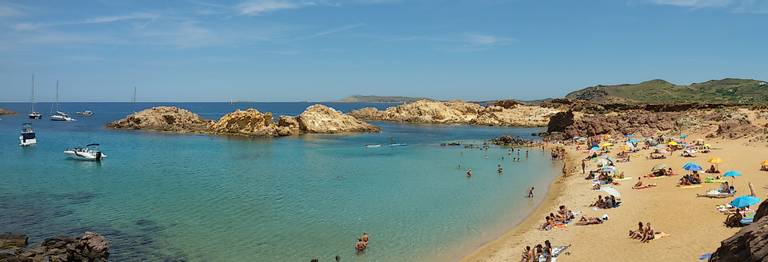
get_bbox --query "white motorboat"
[64,144,106,161]
[364,144,382,148]
[49,80,75,121]
[76,110,94,117]
[19,123,37,146]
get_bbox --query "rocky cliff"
[106,106,211,132]
[0,232,109,261]
[109,104,378,137]
[349,100,559,127]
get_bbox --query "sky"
[0,0,767,102]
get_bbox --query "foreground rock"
[0,233,27,249]
[109,104,378,137]
[0,232,109,262]
[106,106,211,132]
[297,104,379,133]
[709,200,768,262]
[349,100,559,127]
[490,135,536,147]
[0,108,16,115]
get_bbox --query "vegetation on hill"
[565,78,768,104]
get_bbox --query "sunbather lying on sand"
[633,178,657,189]
[576,216,604,225]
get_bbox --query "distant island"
[337,95,431,103]
[565,78,768,104]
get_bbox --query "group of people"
[354,233,369,253]
[678,172,702,186]
[540,205,575,231]
[589,195,620,209]
[628,222,661,243]
[520,240,555,262]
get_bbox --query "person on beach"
[641,222,655,243]
[528,187,535,198]
[629,222,644,239]
[534,244,543,260]
[581,160,586,174]
[466,169,473,177]
[590,195,604,207]
[522,246,533,262]
[543,240,553,261]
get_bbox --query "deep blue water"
[0,102,558,261]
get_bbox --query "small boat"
[49,81,75,121]
[388,143,408,147]
[364,144,382,148]
[50,111,75,121]
[64,144,106,161]
[76,110,94,117]
[28,75,42,119]
[19,123,37,146]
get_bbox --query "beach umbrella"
[723,170,743,178]
[601,187,621,198]
[628,139,639,144]
[684,163,702,172]
[600,142,613,148]
[651,163,668,172]
[601,166,617,173]
[761,160,768,166]
[730,195,761,209]
[708,157,723,164]
[668,141,678,146]
[590,146,600,152]
[683,162,700,169]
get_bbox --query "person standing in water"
[526,150,529,159]
[466,169,473,177]
[528,187,535,198]
[497,164,503,175]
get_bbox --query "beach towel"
[705,179,726,184]
[679,185,703,189]
[614,177,634,181]
[600,187,621,197]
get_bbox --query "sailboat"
[28,75,42,119]
[49,80,75,121]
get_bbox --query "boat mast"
[51,81,59,114]
[30,74,35,112]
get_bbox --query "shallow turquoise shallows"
[0,102,559,261]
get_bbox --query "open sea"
[0,102,560,261]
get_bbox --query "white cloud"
[464,34,516,46]
[11,12,160,31]
[236,0,314,15]
[296,23,365,40]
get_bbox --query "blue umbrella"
[730,195,761,208]
[680,134,688,139]
[723,170,743,178]
[590,146,600,151]
[683,162,702,171]
[628,139,639,144]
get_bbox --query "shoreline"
[462,145,576,261]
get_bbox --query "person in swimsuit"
[466,169,473,177]
[528,187,535,198]
[498,164,503,175]
[355,238,367,252]
[361,232,369,243]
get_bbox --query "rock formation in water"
[106,106,211,132]
[208,108,298,137]
[0,108,16,115]
[709,200,768,262]
[349,100,559,127]
[296,104,380,133]
[0,232,109,262]
[109,104,378,137]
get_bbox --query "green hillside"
[565,78,768,104]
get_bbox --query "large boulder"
[708,118,760,139]
[710,200,768,262]
[297,104,379,133]
[107,106,211,132]
[209,108,297,137]
[546,110,575,133]
[0,233,27,249]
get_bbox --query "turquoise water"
[0,102,559,261]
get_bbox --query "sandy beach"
[464,137,768,262]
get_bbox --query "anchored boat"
[19,123,37,146]
[64,144,106,161]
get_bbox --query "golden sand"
[463,138,768,262]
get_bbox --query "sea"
[0,102,560,261]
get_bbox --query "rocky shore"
[710,199,768,261]
[108,104,379,137]
[349,100,560,127]
[0,232,109,261]
[0,108,16,115]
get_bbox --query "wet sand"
[464,138,768,261]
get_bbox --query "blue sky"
[0,0,767,102]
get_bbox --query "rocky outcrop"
[546,111,575,133]
[490,135,536,147]
[296,104,379,133]
[107,106,211,132]
[109,104,378,137]
[349,100,559,127]
[208,108,298,137]
[0,232,109,262]
[710,200,768,262]
[0,108,16,115]
[0,233,27,249]
[707,118,761,139]
[548,110,682,138]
